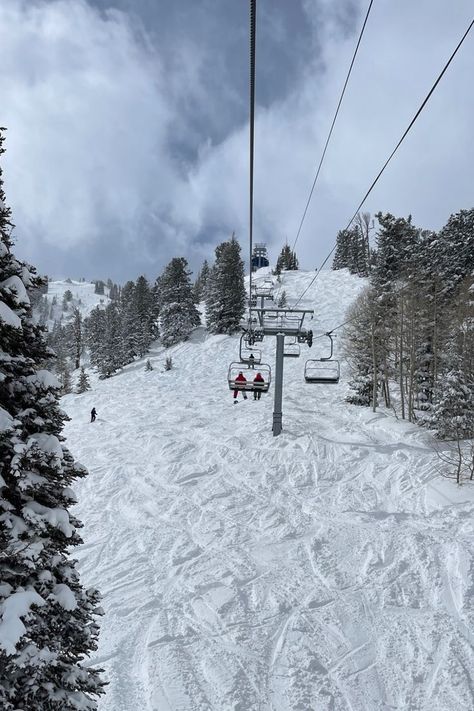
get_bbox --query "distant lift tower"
[251,243,269,271]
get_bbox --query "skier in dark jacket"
[90,407,97,422]
[253,372,264,400]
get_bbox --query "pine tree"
[71,307,82,369]
[159,258,201,347]
[276,244,299,273]
[0,129,104,709]
[76,366,91,393]
[193,260,210,302]
[60,362,73,395]
[430,367,474,440]
[277,290,287,308]
[332,230,351,270]
[133,275,156,357]
[84,306,107,372]
[98,302,125,378]
[206,236,246,334]
[145,358,153,372]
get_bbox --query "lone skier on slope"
[90,407,97,423]
[233,372,248,403]
[253,372,264,400]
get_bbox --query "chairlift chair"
[283,336,300,358]
[240,334,262,364]
[304,332,340,384]
[304,360,340,384]
[228,362,271,392]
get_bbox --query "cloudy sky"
[1,0,473,282]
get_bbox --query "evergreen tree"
[134,275,156,357]
[145,358,153,372]
[98,302,125,378]
[277,290,288,308]
[159,258,200,347]
[76,366,91,393]
[84,306,107,372]
[93,280,105,295]
[332,229,351,271]
[59,362,73,395]
[120,280,138,363]
[430,367,474,440]
[193,260,210,302]
[206,236,246,334]
[276,244,299,273]
[71,307,83,369]
[0,129,104,709]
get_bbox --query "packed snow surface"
[63,270,474,711]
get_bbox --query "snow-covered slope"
[39,279,110,326]
[62,269,474,711]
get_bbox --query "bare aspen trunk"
[371,319,378,412]
[408,309,416,422]
[399,292,405,419]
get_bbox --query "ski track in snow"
[62,270,474,711]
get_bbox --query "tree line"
[339,208,474,480]
[0,130,105,707]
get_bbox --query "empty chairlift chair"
[304,333,340,384]
[283,336,300,358]
[304,359,340,384]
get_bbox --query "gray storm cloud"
[0,0,473,281]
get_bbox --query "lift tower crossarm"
[250,307,314,338]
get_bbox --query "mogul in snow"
[90,406,97,422]
[233,372,248,403]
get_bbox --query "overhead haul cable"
[249,0,257,308]
[292,16,474,309]
[292,0,375,253]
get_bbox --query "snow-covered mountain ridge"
[35,279,111,328]
[62,269,474,711]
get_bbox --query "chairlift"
[228,362,271,392]
[283,336,300,358]
[304,333,340,384]
[240,334,262,365]
[304,360,340,384]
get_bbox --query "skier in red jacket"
[253,372,264,400]
[233,372,248,403]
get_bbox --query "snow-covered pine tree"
[119,280,138,364]
[159,258,200,347]
[332,229,351,271]
[276,244,299,273]
[343,287,379,407]
[71,307,82,369]
[437,208,474,298]
[206,236,246,334]
[84,306,106,372]
[98,302,125,378]
[145,359,153,372]
[430,366,474,440]
[277,290,287,308]
[193,260,210,303]
[60,362,73,395]
[76,366,91,393]
[133,275,156,357]
[0,129,104,709]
